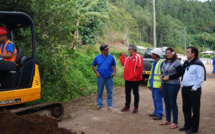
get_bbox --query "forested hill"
[1,0,214,102]
[1,0,215,52]
[107,0,215,52]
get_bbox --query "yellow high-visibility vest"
[147,59,163,88]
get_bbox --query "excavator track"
[9,101,64,121]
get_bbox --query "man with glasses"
[120,44,143,113]
[0,27,17,72]
[179,46,206,134]
[92,44,116,111]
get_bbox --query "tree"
[74,0,109,47]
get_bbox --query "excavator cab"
[0,11,64,121]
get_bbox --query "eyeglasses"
[104,48,109,51]
[128,49,133,51]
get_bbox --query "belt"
[183,86,193,88]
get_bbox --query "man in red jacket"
[120,44,143,113]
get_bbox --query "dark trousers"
[125,81,140,109]
[0,59,16,71]
[182,86,201,131]
[0,59,17,87]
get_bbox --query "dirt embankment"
[0,111,84,134]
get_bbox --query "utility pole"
[139,32,141,45]
[189,41,192,46]
[153,0,156,48]
[184,26,187,56]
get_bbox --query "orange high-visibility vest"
[0,40,17,63]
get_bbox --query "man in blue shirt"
[92,44,116,111]
[179,46,206,134]
[147,48,164,120]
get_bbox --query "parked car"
[177,54,186,64]
[142,49,166,82]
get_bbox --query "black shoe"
[121,106,130,112]
[186,129,198,134]
[149,113,156,117]
[179,126,190,131]
[153,116,162,120]
[132,107,138,113]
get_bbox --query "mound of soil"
[0,111,78,134]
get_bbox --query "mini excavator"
[0,11,64,121]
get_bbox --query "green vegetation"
[1,0,215,102]
[107,0,215,53]
[41,45,125,102]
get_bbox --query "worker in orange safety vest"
[0,27,17,72]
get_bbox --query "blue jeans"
[97,77,113,107]
[213,65,215,74]
[162,83,180,124]
[151,88,163,117]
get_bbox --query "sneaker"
[132,107,138,113]
[153,116,162,120]
[96,106,102,109]
[121,106,130,112]
[149,113,156,117]
[108,107,113,111]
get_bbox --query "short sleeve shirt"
[92,54,116,78]
[1,43,14,53]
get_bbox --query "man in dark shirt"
[179,46,206,134]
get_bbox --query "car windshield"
[144,51,166,59]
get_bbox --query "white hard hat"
[151,48,162,57]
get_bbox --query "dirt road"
[59,65,215,134]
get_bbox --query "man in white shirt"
[179,46,206,134]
